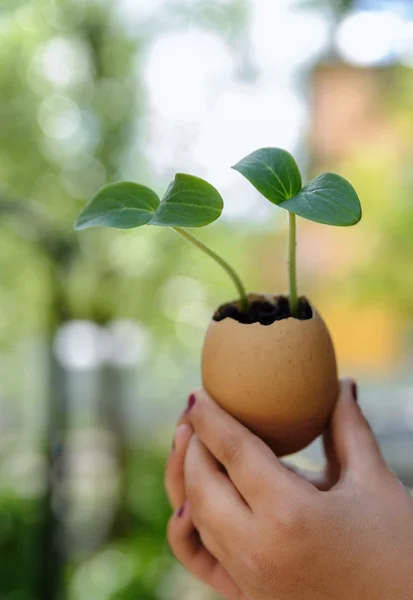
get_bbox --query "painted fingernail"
[186,393,196,413]
[177,501,186,517]
[351,381,358,402]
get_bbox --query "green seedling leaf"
[74,182,160,230]
[150,174,223,228]
[232,147,302,205]
[74,174,223,231]
[280,173,362,226]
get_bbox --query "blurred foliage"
[299,0,354,15]
[0,496,40,598]
[0,448,175,600]
[66,447,174,600]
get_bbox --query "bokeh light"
[336,11,403,65]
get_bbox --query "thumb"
[329,379,385,481]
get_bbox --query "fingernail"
[177,501,186,517]
[351,381,358,402]
[186,393,196,414]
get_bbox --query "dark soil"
[213,295,313,325]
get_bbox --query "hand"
[165,381,413,600]
[165,419,246,599]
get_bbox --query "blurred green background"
[1,0,413,598]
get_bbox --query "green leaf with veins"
[232,147,302,205]
[74,174,223,231]
[280,173,362,226]
[150,174,223,227]
[74,182,160,230]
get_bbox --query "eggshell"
[201,294,338,456]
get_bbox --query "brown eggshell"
[201,294,339,456]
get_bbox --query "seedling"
[74,149,361,317]
[74,173,249,311]
[232,148,362,316]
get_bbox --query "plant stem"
[172,226,249,312]
[289,212,298,317]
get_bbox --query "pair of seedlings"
[75,148,362,455]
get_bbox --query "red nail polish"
[351,382,358,402]
[186,394,196,413]
[177,502,186,517]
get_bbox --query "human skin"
[165,380,413,600]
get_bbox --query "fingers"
[282,462,333,492]
[165,424,193,510]
[184,436,252,553]
[282,428,341,491]
[185,389,299,507]
[290,414,342,492]
[321,421,341,488]
[284,380,382,492]
[166,426,248,600]
[167,502,244,600]
[329,379,386,481]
